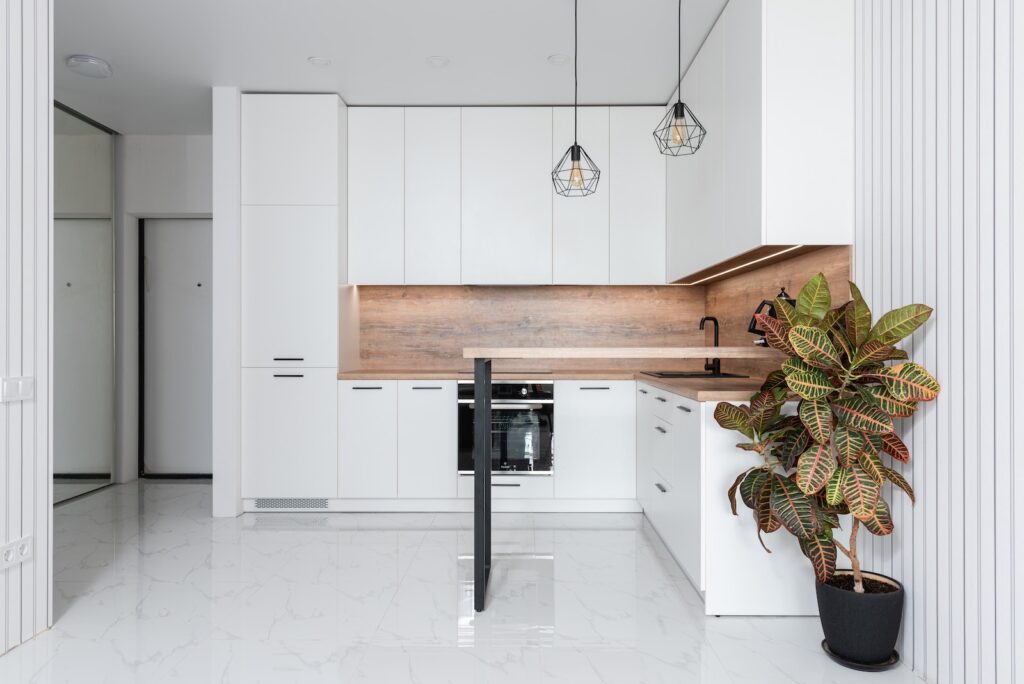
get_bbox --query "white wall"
[854,1,1023,682]
[114,134,212,482]
[1,0,53,654]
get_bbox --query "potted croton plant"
[714,273,939,669]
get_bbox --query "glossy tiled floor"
[0,482,923,683]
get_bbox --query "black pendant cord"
[573,0,578,145]
[676,0,682,104]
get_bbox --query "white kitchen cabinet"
[553,381,635,498]
[348,107,405,284]
[338,381,398,498]
[241,368,338,498]
[241,205,338,367]
[457,474,554,499]
[461,107,553,284]
[404,108,462,284]
[666,0,854,282]
[636,385,658,514]
[609,107,666,285]
[668,395,702,587]
[397,381,457,498]
[552,107,610,284]
[241,94,341,206]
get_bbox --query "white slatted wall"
[1,0,53,655]
[854,1,1023,681]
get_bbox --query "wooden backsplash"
[353,285,708,371]
[347,245,852,376]
[703,245,852,377]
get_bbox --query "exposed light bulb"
[569,161,585,189]
[671,118,687,146]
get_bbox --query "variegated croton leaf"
[770,475,820,537]
[880,431,910,463]
[845,282,873,346]
[833,426,866,466]
[852,340,899,368]
[832,396,895,434]
[884,467,916,503]
[739,469,771,510]
[877,362,941,402]
[841,462,882,520]
[728,469,753,515]
[773,296,803,327]
[796,273,832,321]
[755,313,797,355]
[824,467,848,506]
[799,529,837,583]
[795,442,837,495]
[858,385,918,418]
[785,367,834,400]
[799,398,833,443]
[776,426,812,471]
[761,369,788,391]
[748,388,786,434]
[868,303,933,345]
[861,497,895,535]
[789,325,843,369]
[714,403,754,438]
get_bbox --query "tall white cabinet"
[240,94,346,501]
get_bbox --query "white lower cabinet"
[397,381,457,498]
[553,381,636,498]
[338,381,398,498]
[457,474,554,499]
[241,368,338,498]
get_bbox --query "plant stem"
[849,519,865,593]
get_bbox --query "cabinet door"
[241,94,339,206]
[609,106,666,284]
[668,395,701,585]
[552,107,610,284]
[461,107,553,284]
[242,205,338,367]
[397,381,457,498]
[405,108,461,284]
[338,381,398,498]
[348,107,405,284]
[241,368,338,498]
[554,381,635,498]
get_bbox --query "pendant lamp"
[552,0,600,197]
[653,0,706,155]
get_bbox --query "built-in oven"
[457,381,554,475]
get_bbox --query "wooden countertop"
[461,346,784,360]
[336,368,765,402]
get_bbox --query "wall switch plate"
[1,377,34,402]
[0,536,32,571]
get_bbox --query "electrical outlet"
[0,536,32,571]
[1,377,34,402]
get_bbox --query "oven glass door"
[457,403,554,473]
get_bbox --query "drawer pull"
[580,386,610,391]
[273,373,304,378]
[676,405,692,413]
[492,483,521,488]
[412,386,443,390]
[655,483,667,493]
[352,386,383,390]
[655,426,667,434]
[639,389,649,395]
[656,396,667,403]
[273,357,304,362]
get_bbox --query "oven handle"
[462,402,547,410]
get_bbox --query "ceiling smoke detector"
[65,54,112,78]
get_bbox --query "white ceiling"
[55,0,727,135]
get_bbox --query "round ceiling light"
[425,55,450,68]
[546,53,571,65]
[65,54,112,78]
[307,56,332,67]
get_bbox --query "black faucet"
[699,316,721,375]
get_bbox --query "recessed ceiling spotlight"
[65,54,112,78]
[547,53,571,65]
[307,56,332,67]
[425,55,451,68]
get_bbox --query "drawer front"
[650,388,675,423]
[457,474,554,499]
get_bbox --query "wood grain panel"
[355,286,708,371]
[703,245,852,377]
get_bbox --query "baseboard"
[241,498,643,514]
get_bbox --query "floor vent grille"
[253,498,328,510]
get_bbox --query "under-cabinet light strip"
[681,245,806,286]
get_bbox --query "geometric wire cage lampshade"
[653,101,706,156]
[552,0,600,197]
[553,143,600,196]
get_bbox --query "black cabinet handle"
[492,483,521,488]
[412,386,443,390]
[273,357,304,362]
[655,483,667,493]
[273,373,304,378]
[352,386,383,390]
[677,405,692,413]
[580,387,610,391]
[656,396,667,403]
[639,389,649,394]
[655,426,667,434]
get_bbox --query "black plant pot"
[816,570,903,669]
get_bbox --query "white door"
[397,381,457,498]
[143,219,212,474]
[553,381,635,498]
[54,219,114,476]
[338,381,398,498]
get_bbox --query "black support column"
[473,357,492,612]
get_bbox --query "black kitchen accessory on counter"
[747,287,796,345]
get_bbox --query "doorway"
[140,218,213,476]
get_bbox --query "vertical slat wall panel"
[0,0,52,655]
[854,0,1021,681]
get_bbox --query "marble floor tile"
[0,481,923,683]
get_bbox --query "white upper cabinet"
[609,107,667,285]
[666,0,854,282]
[348,107,405,284]
[461,107,553,284]
[552,107,610,284]
[241,94,341,206]
[404,108,462,284]
[241,205,338,367]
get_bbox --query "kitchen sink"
[642,371,749,379]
